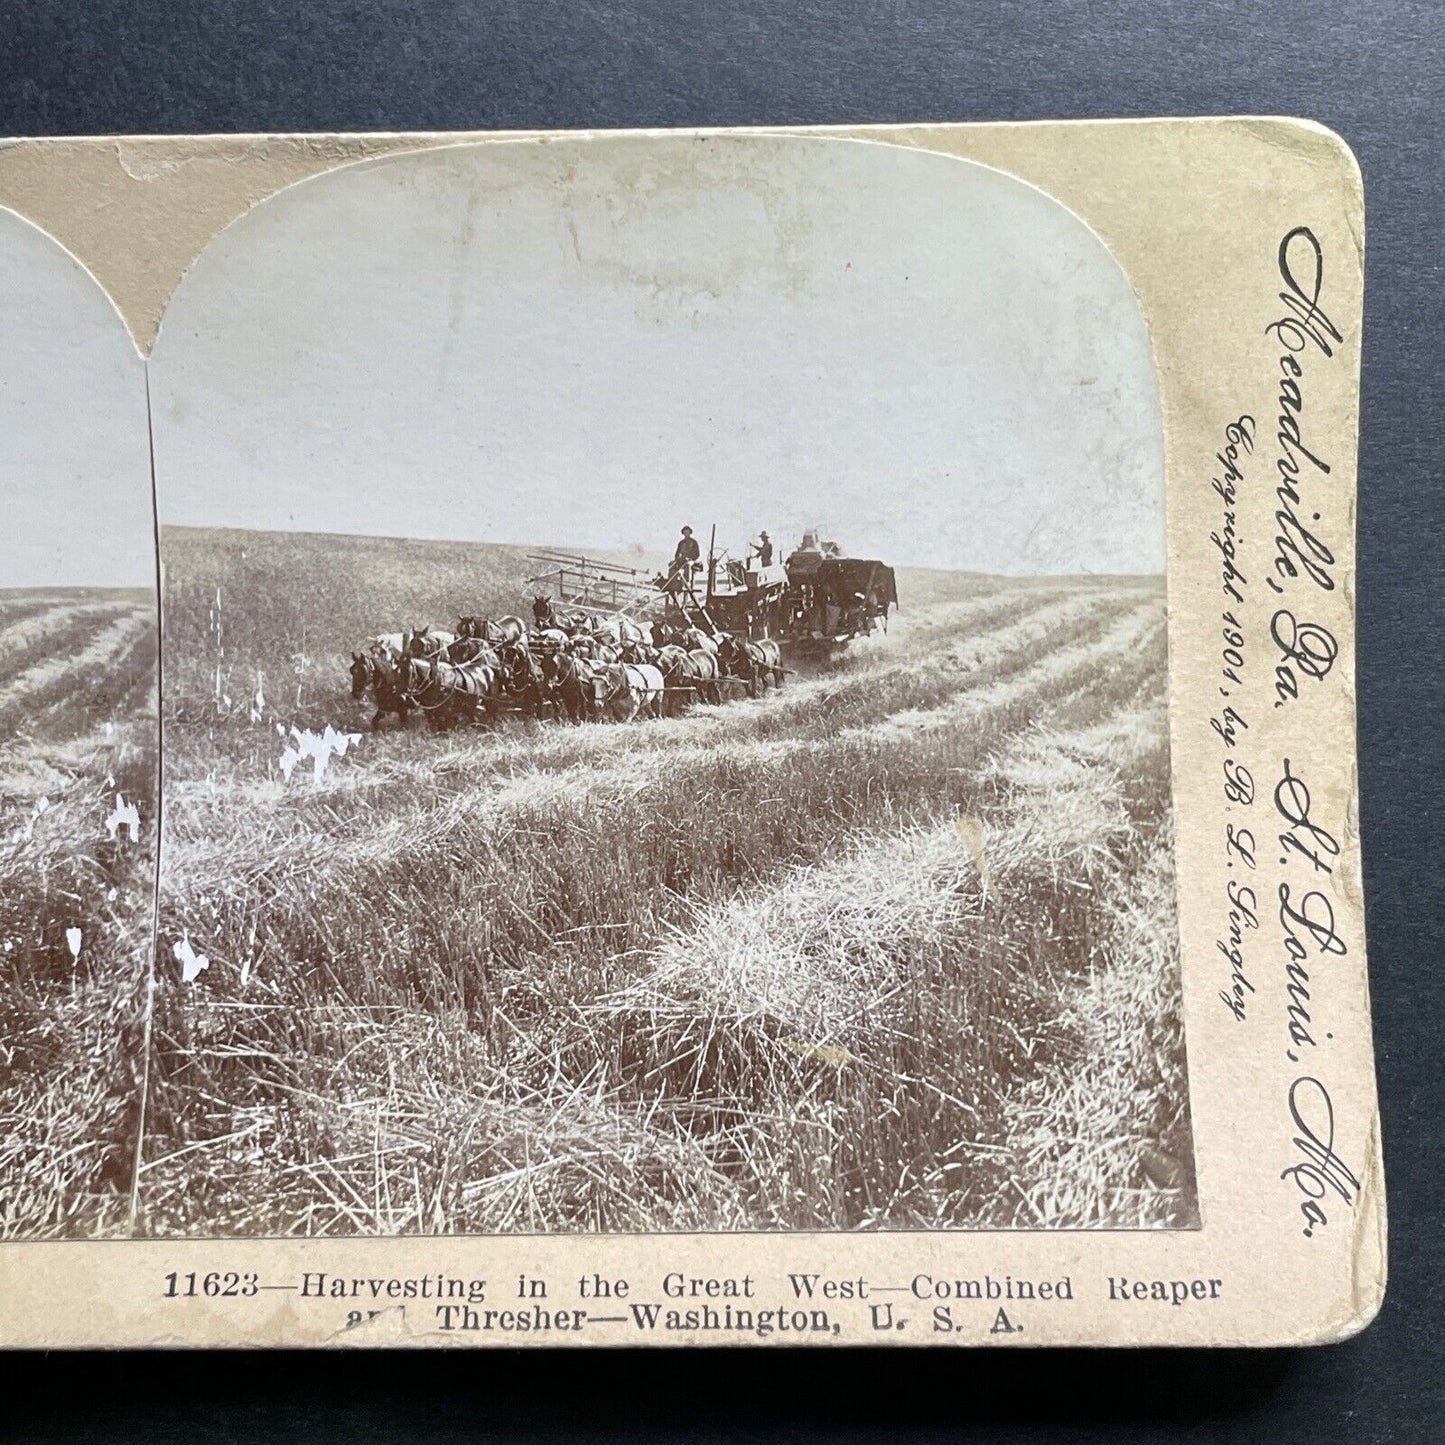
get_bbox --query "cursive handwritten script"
[1266,226,1343,598]
[1207,410,1260,1020]
[1205,225,1360,1242]
[1281,1077,1360,1238]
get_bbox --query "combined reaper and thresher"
[526,527,898,654]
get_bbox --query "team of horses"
[348,595,784,731]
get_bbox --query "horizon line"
[157,521,1164,581]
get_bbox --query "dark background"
[2,2,1439,1440]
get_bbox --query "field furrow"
[0,610,155,737]
[0,599,140,672]
[0,598,66,633]
[587,684,1189,1230]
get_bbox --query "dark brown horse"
[656,643,713,713]
[540,650,598,723]
[458,615,526,648]
[495,639,534,697]
[445,635,502,666]
[531,596,587,634]
[717,635,784,698]
[510,648,560,722]
[403,626,457,659]
[350,650,415,730]
[397,654,499,730]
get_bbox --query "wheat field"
[138,527,1197,1236]
[0,589,158,1237]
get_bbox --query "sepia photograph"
[136,134,1198,1237]
[0,208,159,1237]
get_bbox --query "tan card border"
[0,118,1381,1348]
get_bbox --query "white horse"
[682,626,719,657]
[368,632,406,660]
[596,663,665,722]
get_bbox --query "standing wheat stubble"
[0,589,159,1238]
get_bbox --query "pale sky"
[150,135,1164,575]
[0,208,155,590]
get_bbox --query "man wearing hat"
[670,525,701,579]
